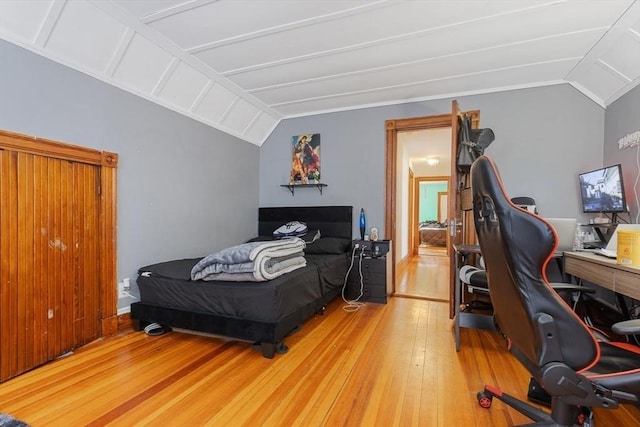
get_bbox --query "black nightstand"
[347,240,392,304]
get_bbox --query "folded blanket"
[191,238,306,282]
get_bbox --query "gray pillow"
[305,237,351,254]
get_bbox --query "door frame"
[385,115,453,295]
[437,191,448,223]
[385,106,479,314]
[408,168,415,255]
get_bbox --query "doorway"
[384,104,480,312]
[416,178,449,255]
[395,129,452,301]
[385,113,457,299]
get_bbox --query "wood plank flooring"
[1,255,639,426]
[395,250,449,301]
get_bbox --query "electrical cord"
[634,144,640,224]
[603,144,639,225]
[119,290,136,299]
[627,301,640,346]
[341,245,366,312]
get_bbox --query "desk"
[564,251,640,300]
[453,244,496,351]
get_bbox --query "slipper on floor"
[143,322,167,336]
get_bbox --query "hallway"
[395,248,449,301]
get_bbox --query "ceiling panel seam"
[221,2,583,77]
[189,80,213,113]
[104,28,134,76]
[242,111,264,136]
[218,96,240,126]
[246,30,603,93]
[267,58,582,108]
[185,0,391,54]
[597,59,633,82]
[88,0,281,118]
[281,80,571,119]
[151,57,179,96]
[139,0,219,24]
[34,0,66,47]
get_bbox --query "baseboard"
[396,252,411,275]
[117,312,133,333]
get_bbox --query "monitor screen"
[579,164,627,213]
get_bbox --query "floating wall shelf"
[280,183,327,195]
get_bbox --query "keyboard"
[597,248,617,258]
[580,248,617,258]
[582,242,605,249]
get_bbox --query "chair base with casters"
[477,384,594,427]
[476,315,640,426]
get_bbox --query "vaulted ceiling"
[1,1,638,146]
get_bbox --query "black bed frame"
[130,205,353,358]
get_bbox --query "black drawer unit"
[347,240,392,304]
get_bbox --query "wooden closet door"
[0,150,100,381]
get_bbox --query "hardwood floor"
[1,257,639,426]
[395,248,449,301]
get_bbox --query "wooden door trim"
[385,111,479,299]
[437,191,448,223]
[408,168,415,255]
[386,115,451,294]
[0,129,118,337]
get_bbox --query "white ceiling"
[0,0,638,146]
[401,128,452,177]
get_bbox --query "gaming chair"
[470,155,640,426]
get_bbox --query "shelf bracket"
[280,183,326,195]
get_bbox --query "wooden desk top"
[564,251,640,300]
[564,251,640,274]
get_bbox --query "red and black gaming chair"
[470,155,640,426]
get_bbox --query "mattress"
[137,253,347,323]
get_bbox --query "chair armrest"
[549,284,596,294]
[611,319,640,335]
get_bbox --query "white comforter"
[190,238,306,282]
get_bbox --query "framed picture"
[290,133,320,184]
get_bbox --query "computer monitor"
[579,164,627,222]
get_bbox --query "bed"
[130,205,353,358]
[419,222,447,246]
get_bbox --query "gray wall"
[0,40,260,310]
[260,84,605,237]
[604,84,640,223]
[3,34,628,313]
